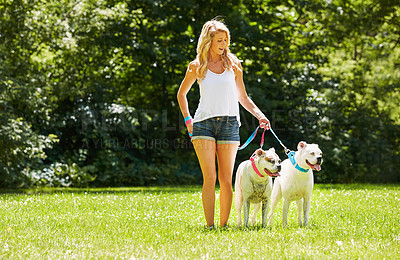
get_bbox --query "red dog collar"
[250,155,265,178]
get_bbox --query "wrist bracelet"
[185,118,193,126]
[184,116,193,126]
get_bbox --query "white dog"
[267,141,323,227]
[235,148,281,228]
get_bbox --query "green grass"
[0,184,399,259]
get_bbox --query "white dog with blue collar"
[267,141,323,227]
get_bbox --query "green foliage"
[0,114,58,187]
[0,0,58,187]
[0,0,399,187]
[29,162,95,187]
[312,0,400,182]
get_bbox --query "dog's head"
[253,148,281,177]
[297,141,323,171]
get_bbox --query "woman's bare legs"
[193,139,238,227]
[193,139,217,227]
[216,143,238,226]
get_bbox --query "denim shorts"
[192,116,240,144]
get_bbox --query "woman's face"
[209,31,228,57]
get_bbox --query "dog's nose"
[277,165,281,171]
[317,157,322,164]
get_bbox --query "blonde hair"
[196,19,239,82]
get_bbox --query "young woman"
[177,19,270,228]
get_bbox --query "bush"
[28,162,96,187]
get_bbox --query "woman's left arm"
[235,62,270,129]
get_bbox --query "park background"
[1,0,399,188]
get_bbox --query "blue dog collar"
[288,151,309,173]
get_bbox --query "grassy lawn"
[0,184,399,259]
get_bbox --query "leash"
[269,128,309,173]
[238,125,288,154]
[239,125,313,174]
[237,125,267,150]
[269,128,291,155]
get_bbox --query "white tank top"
[193,69,240,125]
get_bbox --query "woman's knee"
[203,172,217,186]
[218,173,232,188]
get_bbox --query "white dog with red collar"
[267,141,323,227]
[235,148,281,228]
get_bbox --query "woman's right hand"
[259,116,270,130]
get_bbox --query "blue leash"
[269,128,291,155]
[239,126,291,156]
[239,125,312,173]
[238,126,261,151]
[270,128,310,172]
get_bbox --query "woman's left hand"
[259,117,270,130]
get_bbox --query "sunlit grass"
[0,184,399,259]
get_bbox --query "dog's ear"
[256,149,265,157]
[268,147,276,153]
[298,141,307,150]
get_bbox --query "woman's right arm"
[177,61,198,135]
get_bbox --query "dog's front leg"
[261,199,269,228]
[282,199,291,227]
[251,203,261,226]
[303,195,312,226]
[268,180,282,226]
[296,199,303,226]
[243,199,251,228]
[235,192,243,227]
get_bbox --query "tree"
[0,0,399,187]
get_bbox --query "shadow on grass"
[2,183,398,195]
[315,183,400,190]
[0,185,203,195]
[187,222,321,233]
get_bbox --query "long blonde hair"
[196,19,239,82]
